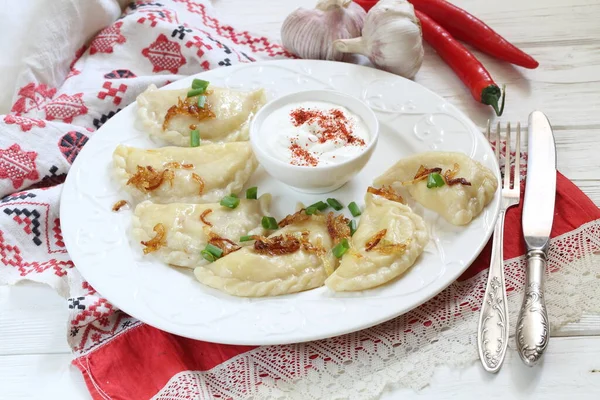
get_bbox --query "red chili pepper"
[352,0,378,11]
[416,10,505,116]
[409,0,538,69]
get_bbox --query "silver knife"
[516,111,556,366]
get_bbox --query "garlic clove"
[281,0,366,62]
[333,0,424,79]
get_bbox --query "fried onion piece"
[326,212,351,243]
[164,161,194,169]
[141,223,167,254]
[446,177,472,186]
[112,199,128,212]
[253,234,301,256]
[372,239,410,255]
[127,165,174,192]
[414,165,442,180]
[398,165,444,186]
[207,231,241,256]
[444,163,472,186]
[365,229,387,252]
[278,208,310,228]
[162,96,215,131]
[191,173,205,194]
[200,209,213,226]
[299,231,326,256]
[367,186,404,203]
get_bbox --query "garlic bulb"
[281,0,366,61]
[333,0,424,79]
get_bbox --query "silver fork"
[477,121,522,373]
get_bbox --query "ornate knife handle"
[516,250,549,366]
[477,212,509,373]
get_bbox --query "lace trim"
[152,219,600,400]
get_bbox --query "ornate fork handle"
[477,211,509,373]
[516,250,549,366]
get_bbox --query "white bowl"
[249,90,379,194]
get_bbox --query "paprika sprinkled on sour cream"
[261,101,370,167]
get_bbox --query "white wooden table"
[2,0,600,398]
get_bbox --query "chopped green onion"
[191,78,210,91]
[332,238,350,258]
[246,186,257,199]
[262,216,279,230]
[348,219,357,236]
[240,235,255,242]
[305,206,318,215]
[326,198,344,211]
[201,250,216,262]
[205,243,223,258]
[197,95,206,108]
[427,172,445,188]
[190,129,200,147]
[187,88,206,98]
[230,193,238,198]
[220,195,240,209]
[309,201,328,211]
[348,202,361,217]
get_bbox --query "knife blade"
[522,111,557,250]
[516,110,556,367]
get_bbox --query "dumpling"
[113,142,258,204]
[325,189,429,292]
[131,195,271,268]
[194,213,341,297]
[137,84,266,146]
[374,151,498,225]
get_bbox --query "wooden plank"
[0,285,71,355]
[0,353,91,399]
[415,43,600,129]
[572,180,600,206]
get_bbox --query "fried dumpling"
[325,190,429,292]
[132,195,271,269]
[374,151,498,225]
[137,84,266,146]
[113,142,258,204]
[194,214,339,297]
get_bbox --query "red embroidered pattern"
[10,83,56,115]
[70,298,114,327]
[137,8,179,27]
[185,35,213,58]
[142,33,187,73]
[174,0,295,58]
[3,115,46,132]
[53,218,65,248]
[97,82,128,105]
[1,200,68,254]
[0,230,73,277]
[44,93,88,123]
[89,21,127,55]
[0,144,39,189]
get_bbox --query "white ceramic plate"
[61,60,500,345]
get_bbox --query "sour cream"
[260,101,370,167]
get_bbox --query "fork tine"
[486,119,491,142]
[495,122,500,161]
[514,122,521,189]
[504,122,511,189]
